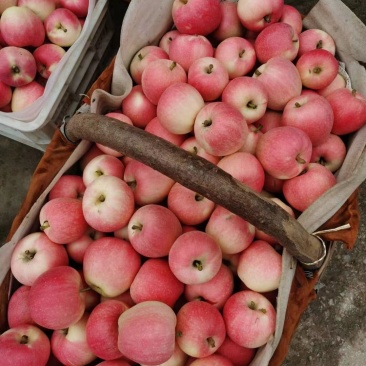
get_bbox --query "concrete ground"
[0,1,365,365]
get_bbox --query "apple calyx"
[95,169,104,177]
[193,259,203,271]
[11,65,20,75]
[312,66,322,74]
[295,153,307,164]
[169,61,177,71]
[57,23,68,33]
[207,337,216,348]
[263,14,272,23]
[97,194,106,203]
[206,64,214,74]
[295,102,302,108]
[247,101,257,109]
[137,53,143,61]
[131,223,143,231]
[127,180,137,190]
[195,193,204,202]
[19,335,29,345]
[202,119,212,127]
[23,249,36,262]
[176,330,183,337]
[239,49,246,58]
[316,40,323,49]
[316,156,327,166]
[40,220,50,231]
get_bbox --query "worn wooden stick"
[65,113,325,268]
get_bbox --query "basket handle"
[64,113,325,269]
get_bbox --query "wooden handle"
[65,113,325,269]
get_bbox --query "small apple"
[7,286,35,328]
[33,43,66,79]
[217,336,257,366]
[18,0,57,21]
[48,174,86,200]
[0,80,12,107]
[59,0,89,18]
[11,80,45,112]
[159,29,181,54]
[279,4,303,35]
[298,28,336,57]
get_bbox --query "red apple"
[59,0,89,18]
[33,43,66,79]
[180,136,220,164]
[253,109,282,132]
[317,71,347,97]
[279,4,303,35]
[0,0,17,14]
[0,80,12,107]
[49,174,85,200]
[217,336,257,366]
[11,80,45,112]
[159,29,181,54]
[239,124,264,155]
[7,285,35,328]
[298,28,336,57]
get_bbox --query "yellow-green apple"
[129,45,169,85]
[128,204,182,258]
[180,136,220,164]
[49,174,85,200]
[59,0,89,18]
[171,0,222,36]
[167,182,216,226]
[159,29,181,54]
[175,300,226,358]
[217,151,265,192]
[51,313,97,366]
[326,87,366,135]
[0,46,37,87]
[11,80,44,111]
[310,133,347,172]
[217,336,257,366]
[121,85,157,128]
[279,4,303,35]
[0,324,50,366]
[222,76,269,123]
[0,0,17,14]
[281,92,334,146]
[82,154,125,187]
[40,197,87,243]
[239,124,264,155]
[298,28,336,57]
[317,71,347,97]
[82,175,135,232]
[223,290,276,348]
[189,354,234,366]
[184,264,234,309]
[187,56,229,102]
[263,172,285,194]
[168,231,222,285]
[256,126,312,179]
[130,258,184,307]
[168,34,214,72]
[253,56,302,111]
[282,162,337,212]
[141,58,187,105]
[0,81,11,107]
[296,49,339,90]
[83,237,141,297]
[193,101,248,157]
[237,0,284,32]
[0,6,45,47]
[254,22,299,63]
[18,0,56,20]
[44,8,82,47]
[86,300,129,361]
[29,266,87,329]
[237,240,282,292]
[253,109,282,132]
[7,286,35,328]
[117,301,177,365]
[10,231,69,286]
[205,205,255,254]
[214,36,256,79]
[212,0,246,42]
[157,82,205,134]
[33,43,66,79]
[124,158,175,205]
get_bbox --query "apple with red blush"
[298,28,336,57]
[0,0,17,14]
[239,124,264,155]
[7,286,35,328]
[11,80,45,112]
[279,4,303,35]
[159,29,181,54]
[59,0,89,18]
[0,81,12,108]
[217,336,257,366]
[18,0,56,21]
[33,43,66,79]
[180,136,220,164]
[49,174,85,200]
[317,71,347,97]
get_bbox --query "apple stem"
[352,89,357,96]
[11,65,20,74]
[80,287,91,292]
[239,49,245,58]
[192,146,198,155]
[131,223,143,231]
[207,337,216,348]
[202,119,212,127]
[138,53,143,61]
[195,193,204,202]
[247,101,257,109]
[259,308,267,314]
[254,69,262,77]
[263,14,271,23]
[24,250,36,261]
[176,331,183,337]
[19,335,29,345]
[193,260,203,271]
[312,67,322,74]
[255,124,264,132]
[40,220,50,231]
[249,301,257,310]
[318,156,326,166]
[169,61,177,71]
[57,23,67,33]
[206,64,214,74]
[316,40,323,49]
[180,0,188,4]
[295,102,302,108]
[296,154,307,164]
[95,170,104,177]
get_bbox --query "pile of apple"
[0,0,89,113]
[2,0,366,365]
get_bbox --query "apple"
[189,354,234,366]
[253,109,282,133]
[222,76,269,124]
[167,182,216,226]
[282,162,337,212]
[117,301,177,365]
[217,336,257,366]
[0,81,12,107]
[128,204,182,258]
[129,45,169,85]
[239,124,264,155]
[10,231,69,286]
[40,197,88,244]
[214,36,256,79]
[83,236,141,297]
[82,175,135,232]
[33,43,66,79]
[180,136,220,164]
[49,174,85,200]
[279,4,303,35]
[256,126,312,179]
[310,133,347,172]
[237,0,284,32]
[253,56,302,111]
[86,300,129,361]
[298,28,336,57]
[130,258,184,307]
[187,56,229,102]
[0,324,50,366]
[281,92,334,146]
[317,71,347,97]
[78,270,101,312]
[159,29,181,54]
[18,0,57,20]
[100,290,135,308]
[0,6,45,47]
[140,341,188,366]
[175,300,226,358]
[51,313,97,366]
[157,82,205,134]
[79,143,105,171]
[326,87,366,135]
[296,49,339,90]
[171,0,222,36]
[95,360,132,366]
[168,230,222,285]
[44,8,82,47]
[223,290,276,348]
[29,266,87,329]
[193,101,248,157]
[59,0,89,18]
[263,172,285,194]
[0,46,37,87]
[0,0,17,14]
[7,286,35,328]
[254,22,299,63]
[11,80,45,112]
